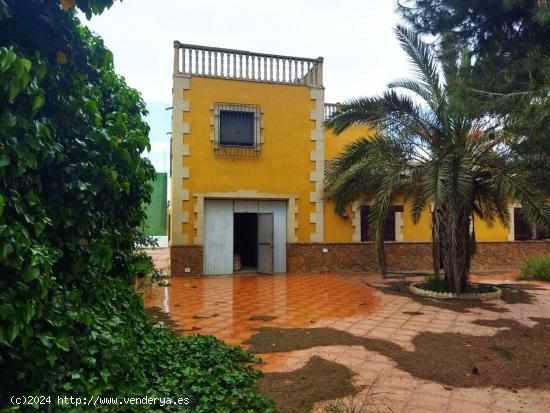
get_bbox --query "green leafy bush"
[519,256,550,281]
[131,251,156,277]
[418,275,496,294]
[0,1,271,411]
[420,275,448,292]
[3,275,273,412]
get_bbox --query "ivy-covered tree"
[0,1,272,411]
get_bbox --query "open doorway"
[233,213,257,272]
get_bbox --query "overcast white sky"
[81,0,412,172]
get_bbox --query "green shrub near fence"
[519,256,550,281]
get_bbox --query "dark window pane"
[360,206,370,242]
[514,208,532,240]
[383,210,396,241]
[361,205,401,241]
[220,110,254,146]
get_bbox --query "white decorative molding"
[410,283,502,301]
[395,211,404,242]
[508,203,521,241]
[169,74,191,246]
[210,103,263,150]
[351,201,363,243]
[192,190,299,245]
[309,86,325,242]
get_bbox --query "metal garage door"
[203,199,287,275]
[204,199,234,275]
[258,200,287,273]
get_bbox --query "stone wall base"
[288,242,550,273]
[170,245,203,276]
[170,241,550,276]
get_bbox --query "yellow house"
[169,41,549,276]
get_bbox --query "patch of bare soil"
[258,356,356,413]
[402,311,424,316]
[246,318,550,389]
[249,315,278,321]
[144,306,184,333]
[364,280,538,312]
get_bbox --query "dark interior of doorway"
[234,213,257,273]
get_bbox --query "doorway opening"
[234,213,257,273]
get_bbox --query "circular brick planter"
[409,282,502,301]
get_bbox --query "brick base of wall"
[288,243,433,273]
[170,241,550,276]
[288,241,550,273]
[170,246,203,276]
[471,241,550,271]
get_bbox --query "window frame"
[359,205,403,242]
[213,103,262,152]
[513,207,547,241]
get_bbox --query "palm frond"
[394,25,446,108]
[324,96,385,135]
[492,167,550,231]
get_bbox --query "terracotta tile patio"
[143,251,550,412]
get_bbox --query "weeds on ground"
[491,343,514,360]
[314,374,393,413]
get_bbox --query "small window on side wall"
[360,205,403,242]
[514,207,547,240]
[213,103,262,156]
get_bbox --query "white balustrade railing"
[173,41,323,87]
[324,103,339,120]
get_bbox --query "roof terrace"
[173,41,324,87]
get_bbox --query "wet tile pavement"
[143,249,550,412]
[143,273,380,347]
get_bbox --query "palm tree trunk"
[434,202,471,294]
[431,211,441,277]
[376,234,387,278]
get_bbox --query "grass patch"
[519,256,550,281]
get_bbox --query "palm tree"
[324,26,550,294]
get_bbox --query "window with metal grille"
[220,110,254,146]
[360,205,403,241]
[213,103,261,156]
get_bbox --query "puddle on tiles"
[143,273,380,344]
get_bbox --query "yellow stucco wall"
[323,127,510,243]
[474,216,509,241]
[171,75,511,246]
[175,76,319,244]
[324,125,372,242]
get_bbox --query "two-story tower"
[169,42,328,275]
